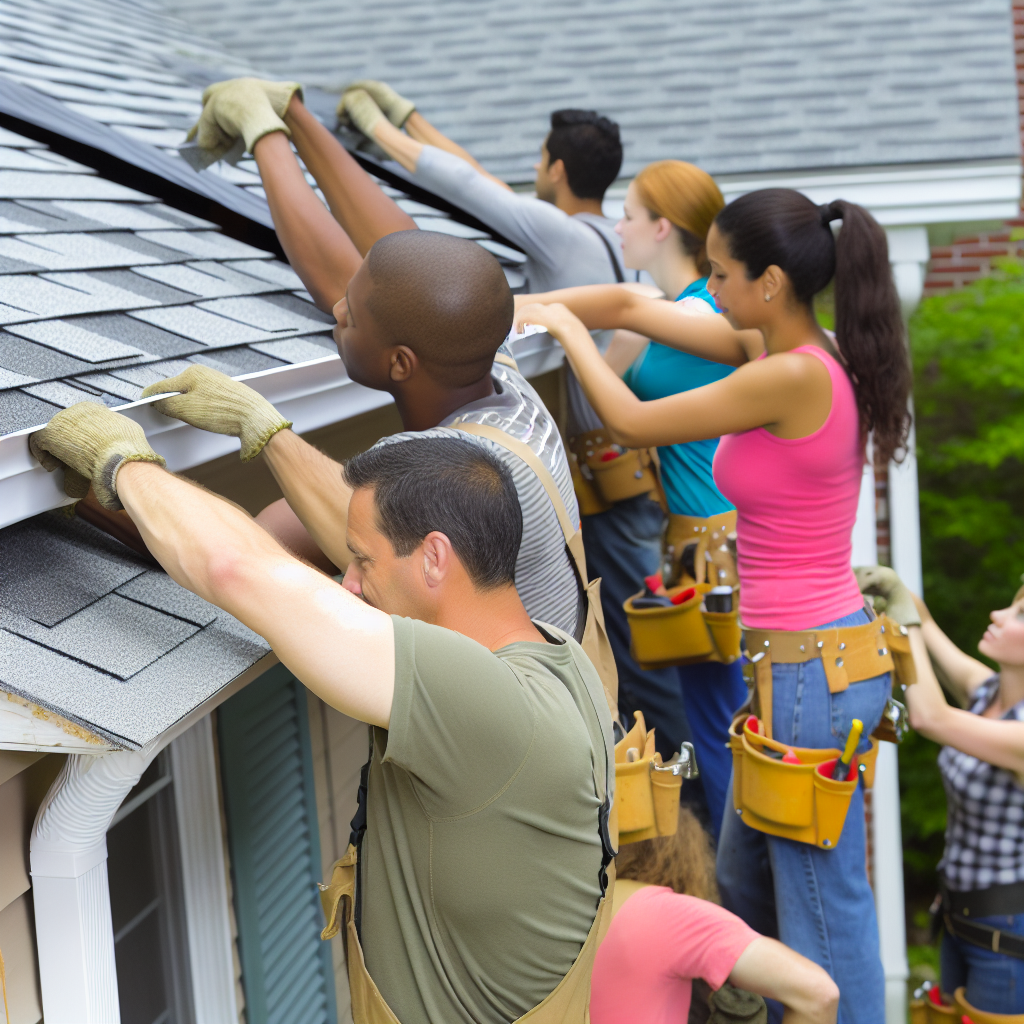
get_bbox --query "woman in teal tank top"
[604,161,748,840]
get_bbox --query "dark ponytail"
[714,188,912,465]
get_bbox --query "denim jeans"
[942,912,1024,1012]
[677,659,747,841]
[717,608,889,1024]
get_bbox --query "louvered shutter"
[218,665,337,1024]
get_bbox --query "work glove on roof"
[338,79,415,128]
[186,77,303,160]
[337,88,387,139]
[30,403,166,511]
[854,565,922,628]
[141,365,292,462]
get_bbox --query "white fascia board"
[0,691,117,755]
[714,159,1022,226]
[0,326,566,530]
[604,159,1022,227]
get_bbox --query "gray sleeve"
[414,146,572,271]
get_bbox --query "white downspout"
[30,740,163,1024]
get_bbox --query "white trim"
[0,326,564,531]
[605,158,1022,227]
[31,652,276,1023]
[0,691,116,754]
[171,715,239,1024]
[872,742,910,1024]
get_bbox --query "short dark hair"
[343,437,522,590]
[547,110,623,200]
[365,231,513,388]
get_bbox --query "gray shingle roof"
[163,0,1021,182]
[0,0,531,747]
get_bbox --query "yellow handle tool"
[832,719,863,780]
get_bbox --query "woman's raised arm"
[515,285,762,366]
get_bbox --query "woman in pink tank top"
[517,189,911,1023]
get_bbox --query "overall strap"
[455,422,589,586]
[581,220,625,283]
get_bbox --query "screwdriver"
[831,719,863,780]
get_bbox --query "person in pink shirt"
[591,813,838,1023]
[515,188,911,1022]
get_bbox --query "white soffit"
[0,327,565,531]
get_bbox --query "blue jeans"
[582,496,693,762]
[677,659,747,842]
[717,608,889,1024]
[942,912,1024,1012]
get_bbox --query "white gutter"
[0,326,565,531]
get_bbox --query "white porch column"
[869,225,929,1024]
[30,740,162,1024]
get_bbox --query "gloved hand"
[854,565,922,628]
[141,365,292,462]
[337,88,386,139]
[30,403,166,511]
[186,78,302,160]
[338,79,415,128]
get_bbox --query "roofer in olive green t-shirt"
[28,400,614,1024]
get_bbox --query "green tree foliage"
[902,260,1024,888]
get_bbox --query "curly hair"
[614,806,720,902]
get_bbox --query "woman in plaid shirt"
[892,576,1024,1014]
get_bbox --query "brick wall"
[923,1,1024,295]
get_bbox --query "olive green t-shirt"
[361,616,611,1024]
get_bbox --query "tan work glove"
[141,365,292,462]
[854,565,922,628]
[186,77,303,160]
[337,88,386,139]
[30,403,166,511]
[339,79,415,128]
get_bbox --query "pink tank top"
[713,345,865,630]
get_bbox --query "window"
[107,749,194,1024]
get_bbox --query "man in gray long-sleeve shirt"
[344,85,696,768]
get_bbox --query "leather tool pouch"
[615,711,696,846]
[728,717,858,850]
[663,510,738,589]
[569,429,662,511]
[624,582,741,669]
[732,614,905,849]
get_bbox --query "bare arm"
[255,497,339,575]
[251,129,362,312]
[259,428,356,573]
[730,938,838,1024]
[603,329,650,376]
[515,303,829,449]
[117,461,394,727]
[515,285,763,366]
[401,112,513,191]
[906,627,1024,777]
[284,98,417,254]
[912,593,993,704]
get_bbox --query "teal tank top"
[621,278,735,517]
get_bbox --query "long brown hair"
[714,188,912,465]
[615,806,720,902]
[633,160,725,276]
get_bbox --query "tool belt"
[319,845,615,1023]
[623,510,741,669]
[568,429,664,516]
[615,711,697,846]
[731,614,909,848]
[911,986,1024,1024]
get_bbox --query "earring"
[764,293,771,302]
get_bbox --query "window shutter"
[218,665,337,1024]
